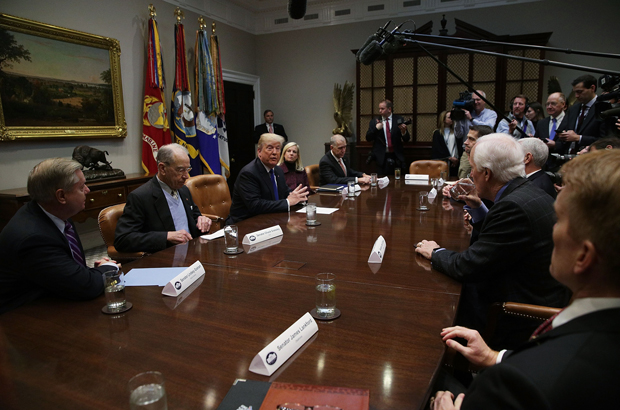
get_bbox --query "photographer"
[496,94,535,138]
[365,99,411,175]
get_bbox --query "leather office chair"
[409,160,449,178]
[97,203,145,264]
[186,174,231,230]
[305,164,320,190]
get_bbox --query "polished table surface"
[0,178,470,410]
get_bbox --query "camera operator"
[365,99,411,175]
[496,94,535,138]
[454,90,497,138]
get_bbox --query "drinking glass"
[418,191,429,211]
[315,273,336,318]
[103,268,126,313]
[224,225,238,252]
[306,203,317,223]
[371,173,378,187]
[347,181,355,197]
[394,168,401,180]
[450,179,476,201]
[128,371,168,410]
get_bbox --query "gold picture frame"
[0,13,126,141]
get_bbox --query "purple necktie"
[549,118,557,140]
[64,220,86,266]
[270,169,279,200]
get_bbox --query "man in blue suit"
[227,134,308,224]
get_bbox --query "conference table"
[0,178,471,410]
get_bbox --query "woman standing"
[432,111,463,176]
[525,102,545,130]
[278,142,313,193]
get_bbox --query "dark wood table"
[0,178,470,410]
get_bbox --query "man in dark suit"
[115,143,212,254]
[253,110,288,144]
[430,149,620,410]
[0,158,119,314]
[227,134,308,224]
[365,99,411,175]
[555,74,607,154]
[319,134,371,185]
[535,92,567,152]
[518,138,557,199]
[416,134,570,349]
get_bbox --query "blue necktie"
[64,220,86,266]
[270,169,279,200]
[549,118,557,140]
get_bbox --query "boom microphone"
[600,106,620,119]
[358,21,409,65]
[288,0,307,20]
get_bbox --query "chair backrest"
[305,164,320,189]
[186,174,231,220]
[409,160,449,178]
[98,203,144,262]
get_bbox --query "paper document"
[124,267,188,286]
[201,228,225,240]
[297,206,338,215]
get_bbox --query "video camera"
[450,91,475,121]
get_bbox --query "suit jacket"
[431,129,464,161]
[253,123,288,143]
[534,115,568,146]
[462,308,620,409]
[555,101,606,153]
[431,178,571,348]
[528,170,557,199]
[319,152,363,185]
[0,201,112,314]
[114,176,202,253]
[226,158,291,224]
[365,115,411,167]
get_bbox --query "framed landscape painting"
[0,13,126,141]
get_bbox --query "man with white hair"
[519,138,556,199]
[416,134,570,348]
[456,90,498,133]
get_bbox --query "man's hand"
[545,138,556,149]
[375,119,383,130]
[463,109,472,121]
[577,146,589,155]
[94,257,120,269]
[442,182,455,197]
[167,230,192,244]
[508,119,518,134]
[559,130,580,142]
[398,123,407,135]
[196,215,212,233]
[287,184,309,206]
[414,239,440,260]
[431,391,465,410]
[441,326,499,368]
[358,175,372,185]
[448,157,458,166]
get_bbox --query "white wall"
[0,0,256,190]
[255,0,620,166]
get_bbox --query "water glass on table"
[224,225,239,252]
[128,371,168,410]
[370,173,378,187]
[394,167,401,180]
[306,203,317,224]
[315,273,336,319]
[347,180,355,197]
[103,268,126,313]
[418,191,429,211]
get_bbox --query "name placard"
[249,312,318,376]
[244,235,283,254]
[368,235,386,263]
[405,174,429,181]
[242,225,283,245]
[162,260,205,297]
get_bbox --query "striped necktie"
[529,310,562,340]
[64,220,86,266]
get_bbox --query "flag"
[210,33,230,177]
[142,17,170,174]
[171,22,201,176]
[195,28,221,175]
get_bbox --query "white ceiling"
[164,0,542,35]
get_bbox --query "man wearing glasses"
[319,134,371,185]
[115,143,212,253]
[226,134,308,224]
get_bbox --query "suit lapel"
[577,103,595,133]
[255,159,277,200]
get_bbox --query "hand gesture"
[375,119,383,130]
[287,184,309,206]
[196,215,212,233]
[167,230,192,244]
[440,326,499,368]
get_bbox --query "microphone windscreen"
[288,0,307,20]
[600,106,620,119]
[356,34,379,62]
[382,34,404,55]
[359,40,383,65]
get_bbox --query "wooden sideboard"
[0,173,152,232]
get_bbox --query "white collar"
[38,203,65,233]
[553,297,620,328]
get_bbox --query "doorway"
[223,80,255,190]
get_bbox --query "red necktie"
[269,124,273,133]
[386,119,393,152]
[529,310,562,340]
[577,105,587,130]
[339,159,347,176]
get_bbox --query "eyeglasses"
[277,404,342,410]
[166,164,192,174]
